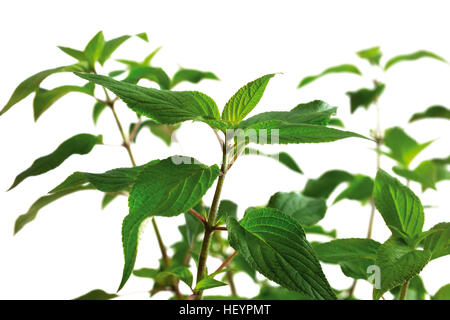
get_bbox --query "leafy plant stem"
[194,142,228,299]
[399,279,410,300]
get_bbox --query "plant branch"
[189,208,207,226]
[213,250,238,274]
[399,279,410,300]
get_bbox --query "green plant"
[2,34,449,301]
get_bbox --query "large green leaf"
[393,156,450,191]
[14,185,94,234]
[312,238,381,280]
[421,222,450,260]
[297,64,361,89]
[373,170,424,244]
[33,82,95,120]
[357,46,382,66]
[237,100,367,144]
[243,148,303,174]
[373,238,431,300]
[383,127,433,168]
[8,134,102,190]
[409,105,450,123]
[171,68,219,89]
[124,66,171,90]
[74,289,118,300]
[302,170,353,199]
[222,74,275,125]
[0,63,88,116]
[227,207,336,300]
[385,50,446,70]
[84,31,105,69]
[433,284,450,300]
[267,191,327,226]
[119,157,219,290]
[75,73,222,127]
[346,82,385,113]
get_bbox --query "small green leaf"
[124,66,171,90]
[98,35,131,66]
[383,127,433,168]
[243,148,303,174]
[0,63,88,116]
[373,238,431,300]
[130,120,180,146]
[333,175,373,204]
[356,46,382,65]
[409,105,450,123]
[303,225,337,238]
[143,47,162,65]
[267,191,327,226]
[302,170,354,199]
[222,74,275,125]
[215,199,238,225]
[421,222,450,260]
[298,64,361,89]
[171,68,219,89]
[158,265,193,288]
[74,289,118,300]
[227,207,336,300]
[14,185,94,234]
[75,73,222,127]
[133,268,159,279]
[195,277,227,291]
[109,70,126,77]
[432,284,450,300]
[84,31,105,69]
[347,82,385,113]
[58,46,87,62]
[119,157,219,290]
[373,170,424,244]
[328,118,345,127]
[92,101,107,125]
[8,134,102,191]
[312,238,381,280]
[393,156,450,191]
[136,32,149,42]
[33,82,95,120]
[385,50,446,70]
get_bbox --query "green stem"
[152,217,170,267]
[194,143,227,299]
[109,105,136,167]
[399,279,410,300]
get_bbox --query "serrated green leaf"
[267,191,326,226]
[347,82,385,113]
[409,105,450,123]
[222,74,275,125]
[33,82,95,120]
[195,277,227,291]
[8,134,102,191]
[14,185,94,234]
[58,46,87,62]
[84,31,105,68]
[124,66,171,90]
[253,284,310,300]
[74,73,222,127]
[227,207,336,300]
[92,101,107,125]
[393,156,450,191]
[98,35,131,65]
[237,100,367,144]
[297,64,361,89]
[333,175,373,204]
[74,289,118,300]
[373,170,424,244]
[390,276,427,300]
[421,222,450,260]
[243,148,303,174]
[357,46,382,65]
[383,127,433,168]
[130,120,180,146]
[302,170,354,199]
[0,63,88,116]
[385,50,446,70]
[171,68,219,89]
[432,284,450,300]
[312,238,380,280]
[373,238,431,300]
[119,157,219,290]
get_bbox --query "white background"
[0,0,449,300]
